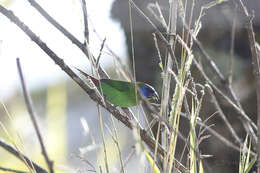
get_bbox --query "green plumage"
[99,79,144,107]
[76,68,159,108]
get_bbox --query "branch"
[129,0,256,140]
[228,4,237,84]
[16,58,54,173]
[27,0,132,81]
[80,0,89,44]
[205,84,241,145]
[193,59,257,134]
[234,0,260,171]
[0,166,27,173]
[179,112,256,157]
[177,0,256,136]
[0,5,188,173]
[26,0,105,77]
[0,138,47,173]
[26,0,134,121]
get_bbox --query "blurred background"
[0,0,260,172]
[0,0,135,172]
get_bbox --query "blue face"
[140,84,159,100]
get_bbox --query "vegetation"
[0,0,259,173]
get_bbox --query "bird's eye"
[148,87,154,93]
[145,86,155,97]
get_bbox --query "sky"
[0,0,128,98]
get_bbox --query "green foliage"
[239,136,256,173]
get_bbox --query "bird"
[77,69,159,108]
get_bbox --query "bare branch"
[27,0,133,81]
[0,6,189,173]
[228,4,237,85]
[180,112,256,157]
[193,59,257,131]
[80,0,89,44]
[27,0,107,78]
[205,84,241,145]
[16,58,54,173]
[26,0,135,121]
[96,37,106,69]
[177,1,254,132]
[234,0,260,171]
[0,138,47,173]
[0,166,27,173]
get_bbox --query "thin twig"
[152,33,164,72]
[129,0,179,70]
[234,0,260,171]
[0,138,48,173]
[177,0,248,115]
[0,6,189,172]
[28,0,132,82]
[96,37,106,68]
[0,166,28,173]
[179,113,256,157]
[193,59,257,132]
[185,0,195,49]
[122,147,136,171]
[159,1,179,171]
[205,84,241,145]
[158,0,177,170]
[228,4,237,84]
[97,105,109,173]
[27,0,106,78]
[0,4,130,153]
[80,0,89,45]
[128,0,168,45]
[87,18,133,80]
[178,0,226,82]
[147,2,168,30]
[108,116,124,173]
[26,0,135,122]
[131,0,256,164]
[73,154,96,172]
[16,58,54,173]
[175,1,256,146]
[131,0,254,139]
[131,0,255,146]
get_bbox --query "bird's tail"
[75,68,100,86]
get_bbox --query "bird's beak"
[152,92,160,102]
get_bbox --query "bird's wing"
[100,79,134,92]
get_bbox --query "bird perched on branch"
[77,69,159,108]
